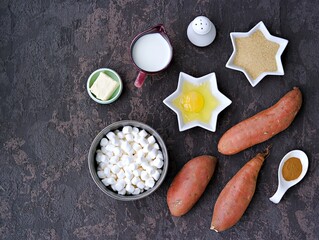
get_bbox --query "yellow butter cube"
[90,72,119,101]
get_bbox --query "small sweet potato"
[211,148,270,232]
[167,155,217,217]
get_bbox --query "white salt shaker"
[187,16,216,47]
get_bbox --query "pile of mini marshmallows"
[96,126,164,195]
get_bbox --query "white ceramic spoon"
[269,150,309,204]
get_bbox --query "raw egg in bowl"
[163,72,232,132]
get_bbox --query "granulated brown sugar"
[233,30,280,80]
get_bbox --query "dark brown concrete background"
[1,0,318,239]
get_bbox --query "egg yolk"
[180,91,204,113]
[172,81,219,124]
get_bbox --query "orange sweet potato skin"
[218,87,302,155]
[167,155,217,217]
[211,152,265,232]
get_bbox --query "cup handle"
[134,71,147,88]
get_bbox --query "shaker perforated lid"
[192,16,212,35]
[187,16,216,47]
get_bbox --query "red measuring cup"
[130,24,173,88]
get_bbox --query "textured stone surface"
[1,0,318,239]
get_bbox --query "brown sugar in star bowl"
[226,21,288,87]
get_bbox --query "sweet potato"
[218,87,302,155]
[167,155,217,217]
[210,148,270,232]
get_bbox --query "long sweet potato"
[211,148,270,232]
[218,87,302,155]
[167,155,217,217]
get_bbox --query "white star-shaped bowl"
[226,21,288,87]
[163,72,232,132]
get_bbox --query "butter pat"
[90,72,119,101]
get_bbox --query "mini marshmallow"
[141,162,150,170]
[122,126,132,134]
[131,176,140,185]
[101,147,108,155]
[117,131,124,139]
[106,151,114,158]
[145,178,155,188]
[106,131,116,140]
[151,170,161,181]
[98,162,108,170]
[135,156,145,164]
[117,169,125,179]
[139,129,148,138]
[103,177,116,186]
[95,152,106,163]
[133,169,141,177]
[124,177,131,185]
[148,148,158,160]
[145,166,156,175]
[110,173,117,179]
[105,144,115,152]
[136,150,145,158]
[147,135,156,145]
[152,158,164,169]
[132,142,142,152]
[109,156,119,164]
[140,170,149,181]
[112,147,122,156]
[125,133,134,142]
[121,141,132,154]
[101,154,108,163]
[129,163,138,171]
[111,165,120,174]
[153,143,160,150]
[138,137,148,147]
[101,178,110,186]
[125,184,135,194]
[156,151,164,160]
[143,144,153,153]
[118,189,126,195]
[127,149,135,156]
[122,155,133,166]
[132,127,139,134]
[100,138,109,147]
[123,165,131,173]
[114,181,125,191]
[136,181,145,189]
[124,170,133,180]
[110,138,120,146]
[104,167,111,176]
[97,170,107,179]
[117,160,124,168]
[132,188,141,195]
[111,184,117,191]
